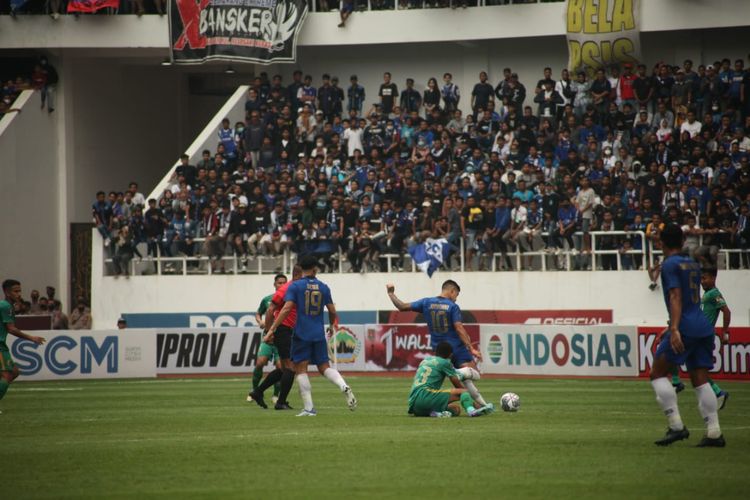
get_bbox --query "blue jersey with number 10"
[410,296,462,343]
[660,254,713,339]
[284,276,333,342]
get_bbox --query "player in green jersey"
[670,268,731,409]
[248,274,287,404]
[408,341,492,418]
[1,280,46,412]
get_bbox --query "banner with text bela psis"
[169,0,308,65]
[566,0,640,74]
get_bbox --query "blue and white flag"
[408,238,450,277]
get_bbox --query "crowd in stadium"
[6,286,92,330]
[95,58,750,275]
[0,56,57,117]
[1,0,557,17]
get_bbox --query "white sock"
[463,380,487,407]
[296,373,314,411]
[695,383,721,439]
[323,367,348,392]
[651,377,684,431]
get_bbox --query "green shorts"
[257,342,279,361]
[0,350,16,373]
[408,388,452,417]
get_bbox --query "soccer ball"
[500,392,520,412]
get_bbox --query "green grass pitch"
[3,376,749,499]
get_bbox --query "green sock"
[273,382,281,398]
[670,367,681,386]
[707,377,723,396]
[252,367,263,391]
[460,392,474,414]
[0,379,9,401]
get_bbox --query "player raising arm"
[409,341,492,418]
[648,225,725,448]
[386,280,491,411]
[1,280,46,409]
[267,255,356,416]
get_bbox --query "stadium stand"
[93,59,750,276]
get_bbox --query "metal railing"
[101,228,749,276]
[309,0,561,13]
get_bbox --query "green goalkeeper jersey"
[257,294,274,319]
[0,299,15,351]
[701,287,726,327]
[408,356,457,405]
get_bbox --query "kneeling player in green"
[408,341,491,418]
[1,279,46,412]
[249,274,286,404]
[670,268,731,409]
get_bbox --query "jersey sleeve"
[283,282,298,304]
[660,260,681,291]
[440,358,458,379]
[714,291,727,309]
[257,297,269,316]
[322,284,333,306]
[271,287,285,307]
[449,303,462,324]
[0,302,13,324]
[409,298,425,313]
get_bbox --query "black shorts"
[274,325,293,360]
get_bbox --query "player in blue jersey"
[267,255,357,416]
[649,224,724,447]
[386,280,492,411]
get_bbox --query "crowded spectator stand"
[93,58,750,277]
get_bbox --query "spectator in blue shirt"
[347,75,365,116]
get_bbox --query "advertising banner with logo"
[365,324,480,371]
[8,330,156,381]
[637,327,750,380]
[156,326,366,374]
[566,0,641,74]
[378,310,612,325]
[480,325,637,376]
[169,0,309,65]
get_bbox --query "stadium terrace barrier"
[7,329,156,381]
[100,229,750,277]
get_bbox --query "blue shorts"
[432,339,473,368]
[655,332,714,371]
[291,336,329,366]
[341,2,353,13]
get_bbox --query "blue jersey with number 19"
[660,254,713,339]
[410,296,462,344]
[284,276,333,342]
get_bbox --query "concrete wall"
[90,233,750,328]
[0,90,62,293]
[1,1,749,48]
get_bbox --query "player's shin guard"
[695,383,721,439]
[323,367,347,392]
[463,379,487,407]
[297,373,314,411]
[257,368,283,394]
[459,392,474,414]
[651,377,684,431]
[278,368,295,404]
[0,379,8,400]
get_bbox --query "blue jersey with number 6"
[410,296,462,344]
[660,254,713,339]
[284,276,333,342]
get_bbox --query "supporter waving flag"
[408,238,451,278]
